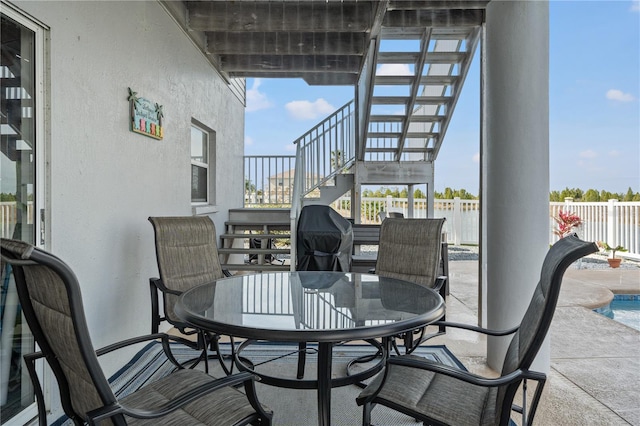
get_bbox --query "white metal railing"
[244,155,296,206]
[293,100,355,199]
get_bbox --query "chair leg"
[297,341,307,379]
[196,330,209,373]
[362,402,373,426]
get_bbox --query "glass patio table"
[175,271,445,426]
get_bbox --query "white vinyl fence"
[333,196,640,260]
[2,199,638,259]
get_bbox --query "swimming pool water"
[594,295,640,332]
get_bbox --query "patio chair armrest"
[149,277,181,296]
[86,372,258,423]
[387,356,545,388]
[96,333,196,369]
[433,275,447,292]
[95,333,167,356]
[431,320,519,337]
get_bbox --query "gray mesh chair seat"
[357,234,597,426]
[359,354,500,425]
[1,238,272,426]
[122,369,265,425]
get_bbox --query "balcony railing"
[244,155,296,206]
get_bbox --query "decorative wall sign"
[128,87,164,139]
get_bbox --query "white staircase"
[362,24,481,163]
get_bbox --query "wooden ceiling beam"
[207,31,367,56]
[228,71,358,86]
[383,8,485,27]
[220,54,362,73]
[388,1,490,10]
[186,1,374,33]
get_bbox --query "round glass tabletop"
[177,271,445,343]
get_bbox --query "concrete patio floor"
[428,259,640,425]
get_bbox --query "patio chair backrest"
[495,234,597,423]
[1,239,118,424]
[375,218,445,289]
[149,216,225,323]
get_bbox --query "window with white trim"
[190,121,215,205]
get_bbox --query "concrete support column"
[484,1,550,371]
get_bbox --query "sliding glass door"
[1,5,44,424]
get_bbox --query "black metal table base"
[235,339,387,425]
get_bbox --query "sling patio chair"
[148,215,233,374]
[374,217,447,353]
[357,234,597,426]
[0,238,272,426]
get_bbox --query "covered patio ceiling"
[161,0,489,85]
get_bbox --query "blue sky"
[244,1,639,194]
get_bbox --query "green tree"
[600,190,615,201]
[330,150,343,170]
[559,187,583,201]
[245,179,256,193]
[624,187,635,201]
[549,190,561,202]
[444,187,455,199]
[583,189,600,202]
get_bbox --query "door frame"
[1,2,48,425]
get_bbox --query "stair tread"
[374,75,457,85]
[220,233,291,239]
[219,248,290,254]
[372,95,449,105]
[222,263,291,271]
[375,52,464,65]
[370,114,444,123]
[225,221,290,227]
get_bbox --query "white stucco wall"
[13,0,244,371]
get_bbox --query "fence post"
[453,197,462,245]
[386,195,393,215]
[607,199,618,246]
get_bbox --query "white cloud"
[245,136,254,146]
[376,64,412,76]
[285,98,335,120]
[606,89,635,102]
[246,79,273,112]
[631,0,640,12]
[579,149,598,159]
[608,150,621,157]
[472,152,480,163]
[284,143,296,152]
